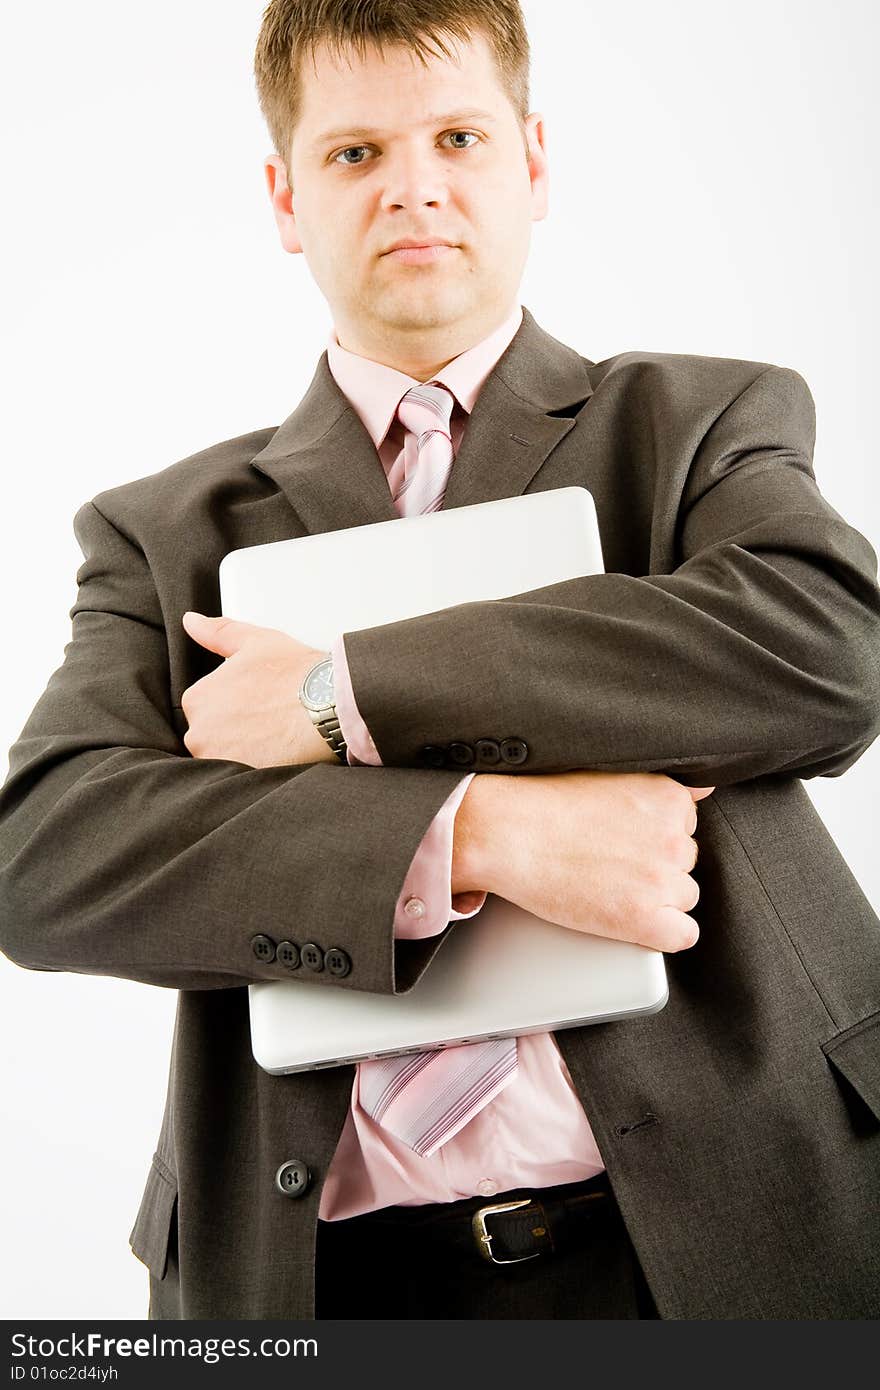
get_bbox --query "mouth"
[382,244,457,266]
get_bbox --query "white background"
[1,0,878,1318]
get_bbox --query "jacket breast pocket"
[128,1156,178,1281]
[821,1009,880,1127]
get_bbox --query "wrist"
[298,651,347,763]
[451,774,503,896]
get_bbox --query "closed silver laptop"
[219,488,668,1074]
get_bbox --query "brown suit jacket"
[2,306,880,1319]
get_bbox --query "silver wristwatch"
[298,655,348,764]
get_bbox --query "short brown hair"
[254,0,531,178]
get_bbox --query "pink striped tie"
[357,382,519,1157]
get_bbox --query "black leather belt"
[362,1172,616,1267]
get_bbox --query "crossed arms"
[1,366,878,992]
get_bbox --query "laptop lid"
[249,897,668,1075]
[218,488,668,1072]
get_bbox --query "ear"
[264,154,304,255]
[524,112,550,224]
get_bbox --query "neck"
[332,302,516,378]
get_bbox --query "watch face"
[304,658,334,706]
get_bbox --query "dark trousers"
[315,1172,660,1319]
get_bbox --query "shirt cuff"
[392,772,488,939]
[331,633,382,767]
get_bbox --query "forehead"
[294,30,509,144]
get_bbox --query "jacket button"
[475,738,501,766]
[301,941,324,971]
[275,1159,311,1199]
[500,738,529,766]
[449,742,475,767]
[325,947,351,978]
[277,940,300,969]
[251,933,276,963]
[419,745,446,768]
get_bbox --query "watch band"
[311,708,348,763]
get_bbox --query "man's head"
[254,1,548,377]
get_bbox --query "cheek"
[470,170,531,222]
[299,207,360,280]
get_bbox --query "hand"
[452,770,714,953]
[179,612,338,767]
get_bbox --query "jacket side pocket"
[821,1009,880,1124]
[128,1155,178,1281]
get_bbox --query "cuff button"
[325,948,351,978]
[449,742,475,767]
[475,738,501,765]
[277,941,300,969]
[404,897,426,920]
[301,941,324,971]
[500,737,529,765]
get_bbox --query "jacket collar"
[250,304,596,535]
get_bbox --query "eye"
[332,131,481,166]
[333,145,370,167]
[445,131,480,150]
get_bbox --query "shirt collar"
[326,302,524,449]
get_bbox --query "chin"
[378,288,476,331]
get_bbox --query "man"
[1,0,879,1320]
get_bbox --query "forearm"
[342,370,880,785]
[0,739,466,992]
[450,773,501,896]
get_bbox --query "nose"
[379,146,450,214]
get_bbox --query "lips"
[384,238,455,253]
[383,244,457,265]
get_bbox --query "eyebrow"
[309,109,499,151]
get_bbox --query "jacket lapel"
[250,305,596,535]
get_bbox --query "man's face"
[265,30,548,368]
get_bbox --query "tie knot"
[396,381,455,439]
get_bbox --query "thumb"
[182,611,251,658]
[686,786,716,801]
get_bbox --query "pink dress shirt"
[317,303,605,1221]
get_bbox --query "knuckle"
[642,860,668,891]
[668,779,690,810]
[635,908,668,953]
[660,830,683,860]
[651,775,678,805]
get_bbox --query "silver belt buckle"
[472,1197,542,1265]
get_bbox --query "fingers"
[686,785,715,801]
[668,831,700,871]
[653,906,700,952]
[665,868,700,912]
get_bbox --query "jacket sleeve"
[332,638,487,928]
[341,366,880,786]
[0,500,465,993]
